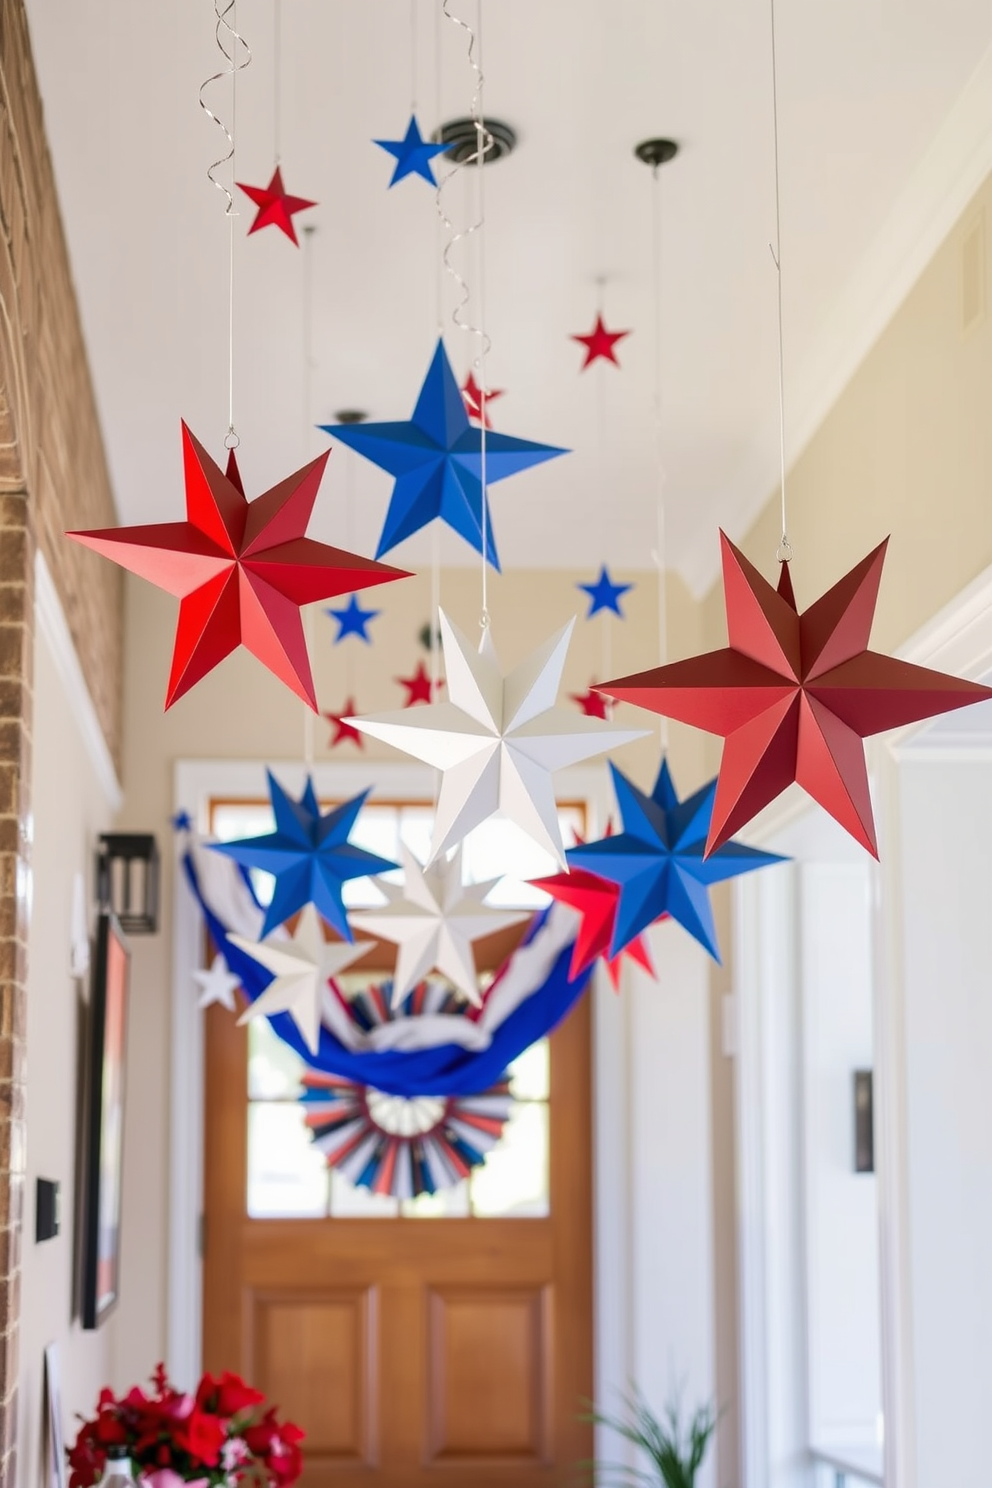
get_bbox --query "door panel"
[204,994,592,1485]
[245,1288,378,1469]
[426,1286,552,1465]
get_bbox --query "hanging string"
[198,1,251,449]
[273,0,282,164]
[436,0,494,632]
[648,161,670,753]
[593,274,612,709]
[410,0,419,114]
[434,4,445,335]
[769,0,792,563]
[303,606,316,768]
[302,222,318,761]
[430,524,441,702]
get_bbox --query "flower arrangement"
[67,1364,305,1488]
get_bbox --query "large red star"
[67,423,408,710]
[597,532,992,857]
[570,685,610,720]
[461,372,505,428]
[324,699,365,750]
[570,313,631,370]
[397,661,444,707]
[532,863,657,990]
[236,166,316,245]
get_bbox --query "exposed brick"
[0,6,126,1465]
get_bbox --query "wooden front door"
[202,953,593,1487]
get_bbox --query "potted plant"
[586,1386,716,1488]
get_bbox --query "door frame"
[731,558,992,1488]
[167,759,630,1448]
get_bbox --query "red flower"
[196,1370,266,1420]
[93,1414,128,1448]
[175,1406,226,1467]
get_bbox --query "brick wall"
[0,1,123,1478]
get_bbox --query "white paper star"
[349,844,531,1008]
[193,953,241,1011]
[348,611,647,866]
[228,904,368,1054]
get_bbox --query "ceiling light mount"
[333,409,368,425]
[634,138,679,170]
[434,117,517,165]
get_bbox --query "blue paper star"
[374,114,449,187]
[209,773,398,940]
[327,593,381,644]
[320,339,566,567]
[578,566,634,618]
[171,810,193,833]
[567,760,784,962]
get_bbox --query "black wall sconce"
[96,833,160,934]
[854,1069,874,1173]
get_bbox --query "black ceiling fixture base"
[333,409,368,425]
[634,138,679,169]
[434,117,517,165]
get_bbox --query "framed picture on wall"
[81,910,131,1330]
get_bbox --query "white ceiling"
[24,0,992,591]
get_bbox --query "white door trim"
[167,758,628,1447]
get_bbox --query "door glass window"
[210,797,580,1222]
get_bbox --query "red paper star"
[67,423,408,710]
[532,864,657,990]
[324,699,365,749]
[571,313,631,370]
[397,661,444,706]
[461,372,505,428]
[570,685,610,720]
[597,532,992,857]
[236,166,316,245]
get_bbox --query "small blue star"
[374,114,449,187]
[171,810,193,833]
[321,339,566,567]
[567,760,784,961]
[327,593,381,644]
[209,773,398,939]
[577,566,634,618]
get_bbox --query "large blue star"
[320,340,566,567]
[209,773,398,939]
[327,593,381,644]
[567,760,784,961]
[374,114,449,187]
[577,565,634,618]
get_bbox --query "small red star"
[236,166,317,245]
[461,372,505,428]
[570,685,610,720]
[571,313,631,370]
[531,854,660,991]
[397,661,444,706]
[324,699,365,749]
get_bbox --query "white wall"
[893,750,992,1486]
[799,863,881,1452]
[17,613,120,1488]
[628,923,716,1484]
[735,807,883,1488]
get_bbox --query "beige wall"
[703,174,992,651]
[17,628,118,1488]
